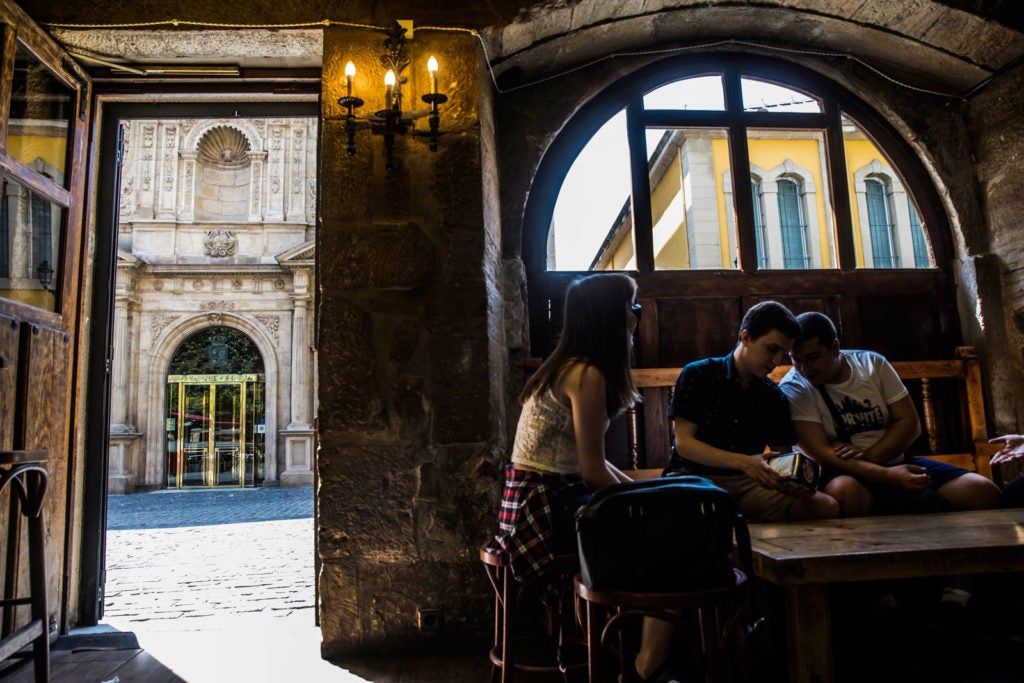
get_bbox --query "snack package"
[768,451,821,494]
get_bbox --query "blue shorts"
[821,457,969,515]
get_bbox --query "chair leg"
[26,473,48,683]
[585,601,601,683]
[500,566,513,683]
[27,474,48,683]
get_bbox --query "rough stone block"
[319,223,437,291]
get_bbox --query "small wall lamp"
[36,260,53,292]
[338,22,448,169]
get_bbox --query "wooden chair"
[0,450,49,683]
[574,568,747,683]
[480,544,586,682]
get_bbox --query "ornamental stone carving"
[150,314,180,342]
[255,314,281,345]
[200,301,237,312]
[204,230,238,257]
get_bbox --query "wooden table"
[748,509,1024,683]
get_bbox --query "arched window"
[535,57,938,275]
[524,54,955,361]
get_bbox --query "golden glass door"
[166,374,264,488]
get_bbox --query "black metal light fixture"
[36,260,53,292]
[338,21,448,169]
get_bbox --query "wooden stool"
[574,568,747,683]
[0,450,49,683]
[480,545,586,682]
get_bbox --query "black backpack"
[575,475,746,592]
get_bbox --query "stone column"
[317,25,501,658]
[109,284,141,493]
[287,268,311,429]
[110,293,134,433]
[280,266,314,488]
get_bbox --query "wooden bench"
[621,346,1002,482]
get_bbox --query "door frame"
[80,95,319,625]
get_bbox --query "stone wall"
[967,62,1024,431]
[316,26,501,657]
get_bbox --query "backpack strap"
[816,384,852,443]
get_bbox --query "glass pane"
[181,384,212,487]
[741,78,822,113]
[215,384,241,486]
[751,181,767,268]
[842,114,934,269]
[908,200,933,268]
[9,41,74,189]
[645,128,736,270]
[247,381,266,487]
[166,383,180,488]
[865,180,896,267]
[550,110,633,271]
[643,75,724,111]
[744,129,837,269]
[0,174,65,310]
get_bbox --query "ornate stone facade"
[109,116,317,492]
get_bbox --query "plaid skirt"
[486,465,589,582]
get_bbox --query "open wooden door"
[0,0,92,635]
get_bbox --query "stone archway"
[144,313,281,488]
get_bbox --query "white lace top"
[511,389,578,475]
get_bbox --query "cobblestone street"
[104,487,315,628]
[100,486,370,682]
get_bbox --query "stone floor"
[95,486,491,682]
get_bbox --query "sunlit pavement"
[99,487,370,682]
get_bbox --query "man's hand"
[885,463,930,490]
[740,452,784,490]
[989,434,1024,466]
[832,442,865,460]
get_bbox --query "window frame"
[0,8,90,329]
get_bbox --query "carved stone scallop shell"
[197,125,251,167]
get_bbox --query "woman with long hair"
[494,273,640,582]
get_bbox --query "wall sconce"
[338,22,448,170]
[36,260,53,292]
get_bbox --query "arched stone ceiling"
[18,0,1024,96]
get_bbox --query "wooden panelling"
[0,315,17,450]
[653,297,742,366]
[0,323,69,631]
[856,294,944,361]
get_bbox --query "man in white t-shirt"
[779,312,1001,516]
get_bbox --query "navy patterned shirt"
[668,353,796,474]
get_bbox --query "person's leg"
[635,617,676,679]
[717,474,839,522]
[935,472,1001,510]
[914,458,1001,510]
[788,491,840,520]
[823,474,873,517]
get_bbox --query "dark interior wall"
[967,62,1024,432]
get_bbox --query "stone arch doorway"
[165,326,267,488]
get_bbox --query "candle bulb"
[344,61,355,99]
[384,69,396,110]
[427,56,438,95]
